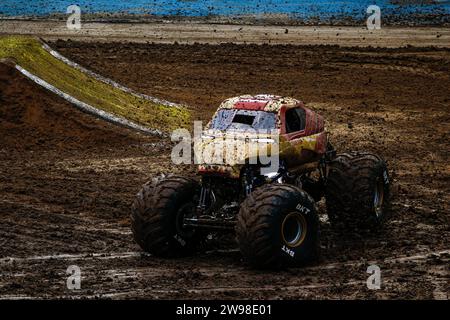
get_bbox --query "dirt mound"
[0,63,143,152]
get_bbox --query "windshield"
[208,109,277,131]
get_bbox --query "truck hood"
[194,129,280,166]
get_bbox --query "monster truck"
[131,95,390,268]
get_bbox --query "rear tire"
[131,175,202,257]
[325,151,390,231]
[236,184,319,269]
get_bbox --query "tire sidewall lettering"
[281,245,295,258]
[173,233,187,247]
[382,169,389,185]
[281,200,313,259]
[295,203,310,215]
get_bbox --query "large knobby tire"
[131,175,202,257]
[236,184,319,269]
[325,151,390,231]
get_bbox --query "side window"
[295,108,306,131]
[285,107,306,133]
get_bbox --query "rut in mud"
[0,42,449,299]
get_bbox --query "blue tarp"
[1,0,449,21]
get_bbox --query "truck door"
[281,107,307,166]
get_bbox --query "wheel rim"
[281,212,307,247]
[374,177,385,218]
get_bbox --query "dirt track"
[0,41,449,299]
[1,20,450,48]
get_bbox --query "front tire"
[325,151,390,231]
[236,184,319,269]
[131,175,202,257]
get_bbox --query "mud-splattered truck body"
[132,95,390,269]
[197,94,328,178]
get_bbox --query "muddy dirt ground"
[0,42,449,299]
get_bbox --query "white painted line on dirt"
[382,250,450,264]
[67,282,367,298]
[304,249,450,271]
[204,248,240,254]
[1,282,358,300]
[0,295,39,300]
[1,248,448,271]
[41,42,184,109]
[0,251,146,264]
[73,225,132,236]
[0,278,393,300]
[14,65,165,137]
[0,276,440,300]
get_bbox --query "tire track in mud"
[0,252,145,264]
[1,248,447,272]
[1,248,447,299]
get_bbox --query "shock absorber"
[241,167,254,196]
[198,177,209,211]
[197,178,216,213]
[198,186,206,211]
